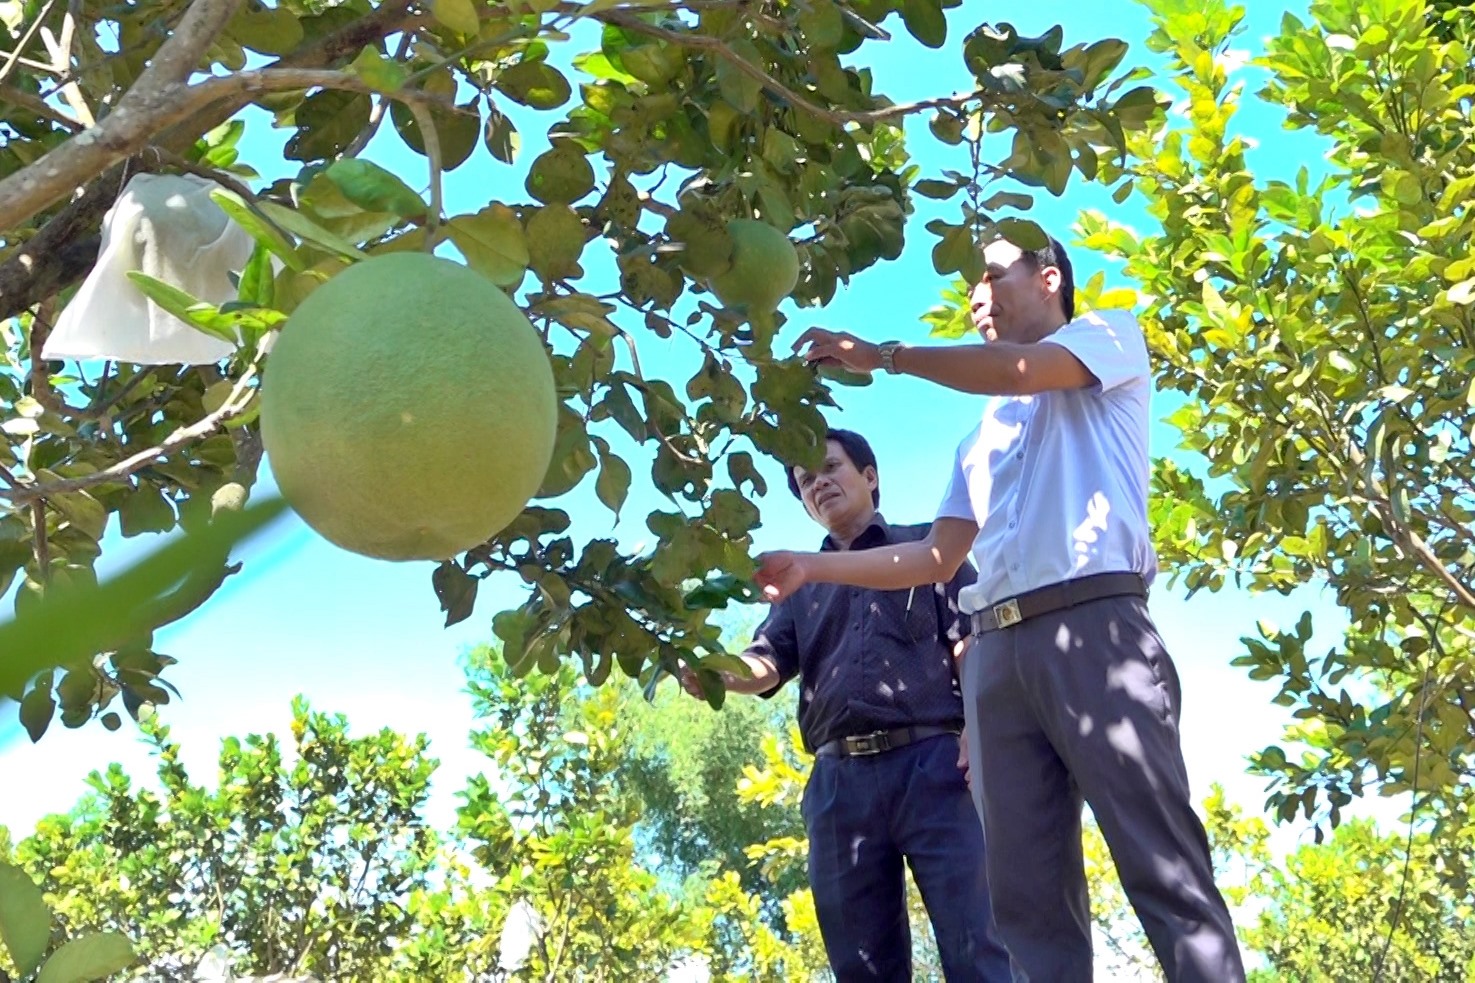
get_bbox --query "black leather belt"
[969,572,1147,635]
[814,724,962,758]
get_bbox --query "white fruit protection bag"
[42,172,255,365]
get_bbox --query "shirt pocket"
[880,584,940,646]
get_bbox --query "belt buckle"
[844,731,889,756]
[992,598,1022,629]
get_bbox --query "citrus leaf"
[0,862,51,977]
[324,158,427,219]
[254,200,371,261]
[447,204,528,287]
[348,45,406,92]
[431,0,479,35]
[208,189,305,272]
[124,272,238,342]
[902,0,946,48]
[36,932,135,983]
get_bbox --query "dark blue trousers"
[803,733,1013,981]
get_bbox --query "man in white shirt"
[754,235,1245,981]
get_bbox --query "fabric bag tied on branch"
[43,172,255,365]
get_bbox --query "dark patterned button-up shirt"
[748,515,973,751]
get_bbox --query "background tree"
[2,698,467,981]
[1066,0,1475,883]
[0,0,1157,739]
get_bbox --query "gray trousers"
[961,593,1246,982]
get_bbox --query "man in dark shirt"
[680,429,1011,981]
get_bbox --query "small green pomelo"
[261,252,557,562]
[709,219,800,312]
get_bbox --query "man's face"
[792,439,877,534]
[968,239,1054,342]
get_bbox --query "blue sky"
[0,0,1381,860]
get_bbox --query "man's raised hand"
[794,327,881,373]
[755,550,807,603]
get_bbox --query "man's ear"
[1040,264,1062,300]
[863,465,878,493]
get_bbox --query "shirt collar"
[820,512,892,552]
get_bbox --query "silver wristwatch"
[878,340,904,374]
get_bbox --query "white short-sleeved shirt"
[935,308,1158,613]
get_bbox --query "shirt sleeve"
[935,436,973,522]
[1044,308,1150,393]
[745,599,798,698]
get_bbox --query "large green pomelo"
[709,219,799,312]
[261,252,557,561]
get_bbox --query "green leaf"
[227,3,303,55]
[124,273,237,343]
[447,204,528,287]
[0,862,52,977]
[594,439,631,519]
[497,59,572,110]
[995,217,1049,250]
[525,205,587,282]
[930,223,975,276]
[483,109,521,165]
[902,0,946,48]
[208,189,305,272]
[914,179,961,200]
[0,500,288,704]
[432,562,478,628]
[36,932,135,983]
[389,89,480,171]
[285,89,372,162]
[324,158,426,219]
[525,143,596,205]
[237,242,275,308]
[348,45,407,92]
[715,39,763,113]
[431,0,480,35]
[254,200,371,262]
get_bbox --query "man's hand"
[755,550,808,603]
[794,327,882,373]
[957,726,973,792]
[677,664,707,700]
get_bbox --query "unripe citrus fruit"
[261,252,556,561]
[709,219,799,312]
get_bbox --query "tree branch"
[0,1,420,322]
[0,0,58,88]
[3,357,261,503]
[0,83,83,130]
[597,10,979,130]
[407,100,444,250]
[134,0,246,95]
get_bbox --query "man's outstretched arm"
[756,517,978,604]
[796,328,1096,396]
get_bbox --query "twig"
[2,359,262,503]
[31,500,49,584]
[342,97,389,159]
[30,299,55,405]
[0,67,460,231]
[0,0,58,88]
[143,145,259,204]
[0,463,19,487]
[0,83,83,130]
[0,0,422,323]
[598,10,980,130]
[406,101,443,250]
[40,6,96,126]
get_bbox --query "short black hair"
[785,428,880,507]
[1018,235,1076,321]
